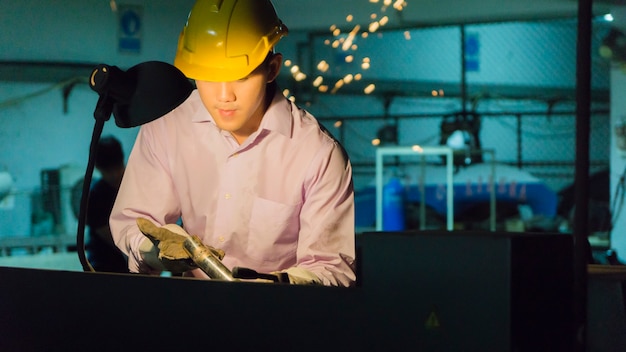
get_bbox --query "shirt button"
[218,236,225,243]
[224,193,231,199]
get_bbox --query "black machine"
[0,230,574,351]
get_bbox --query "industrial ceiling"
[0,0,620,89]
[272,0,616,31]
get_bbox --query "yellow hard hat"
[174,0,288,82]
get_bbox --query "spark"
[284,0,410,96]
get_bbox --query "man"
[86,135,128,273]
[110,0,356,286]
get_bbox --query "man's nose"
[217,82,235,102]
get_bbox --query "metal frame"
[375,146,454,231]
[375,146,496,231]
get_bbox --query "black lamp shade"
[90,61,194,128]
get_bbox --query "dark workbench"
[0,231,578,351]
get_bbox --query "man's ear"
[267,53,283,83]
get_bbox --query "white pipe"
[375,146,455,231]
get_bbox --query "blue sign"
[118,5,142,54]
[464,32,480,72]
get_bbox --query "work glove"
[272,267,322,285]
[232,266,322,285]
[136,218,203,274]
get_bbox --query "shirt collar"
[190,90,212,123]
[259,90,293,138]
[189,89,293,139]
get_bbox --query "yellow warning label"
[425,311,441,329]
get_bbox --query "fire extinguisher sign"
[117,5,142,54]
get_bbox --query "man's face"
[196,54,282,144]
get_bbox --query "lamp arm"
[76,96,112,272]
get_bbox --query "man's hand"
[232,266,321,285]
[136,218,196,273]
[273,267,322,285]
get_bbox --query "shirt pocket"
[247,197,301,263]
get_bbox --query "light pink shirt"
[110,90,356,286]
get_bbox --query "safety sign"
[118,5,142,54]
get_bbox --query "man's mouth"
[217,108,236,117]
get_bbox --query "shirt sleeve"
[297,138,356,287]
[109,125,181,273]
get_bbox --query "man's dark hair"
[95,135,124,170]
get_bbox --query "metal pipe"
[183,235,237,281]
[375,146,455,231]
[573,0,593,350]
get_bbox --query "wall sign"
[118,5,142,54]
[465,32,480,72]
